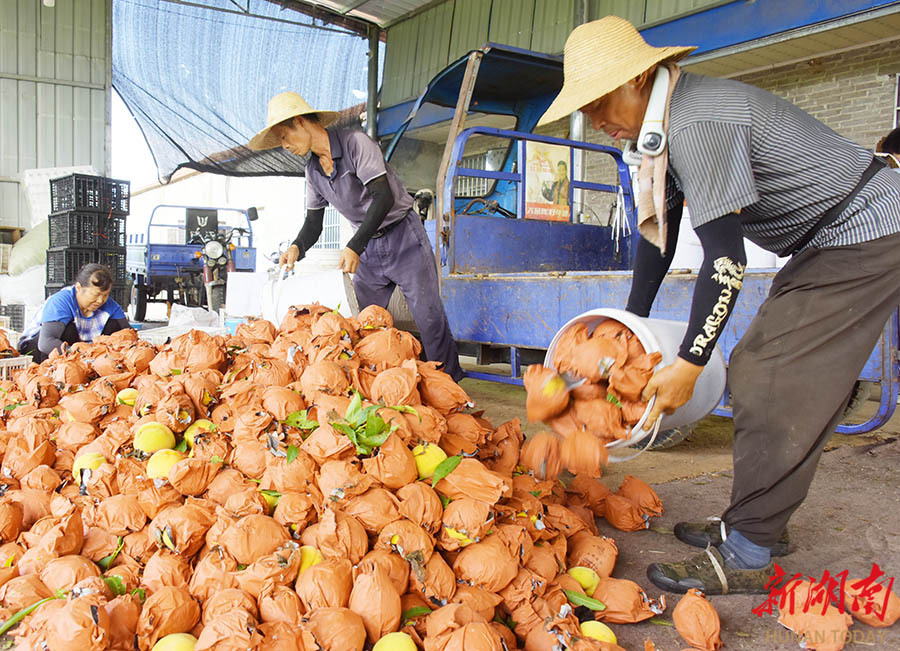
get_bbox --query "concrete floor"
[459,374,900,651]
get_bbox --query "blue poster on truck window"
[186,209,218,245]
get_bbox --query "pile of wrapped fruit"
[0,305,891,651]
[520,318,663,479]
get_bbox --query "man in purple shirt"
[249,92,464,381]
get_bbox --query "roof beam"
[339,0,370,15]
[269,0,377,35]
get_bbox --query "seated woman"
[19,263,130,361]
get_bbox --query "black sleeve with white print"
[678,212,747,366]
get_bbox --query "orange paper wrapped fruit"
[778,580,853,651]
[523,365,571,423]
[295,558,353,610]
[348,561,402,643]
[593,576,666,624]
[0,304,692,650]
[843,574,900,627]
[604,494,649,532]
[423,603,505,651]
[617,475,663,518]
[673,588,723,651]
[519,431,563,481]
[40,596,112,650]
[305,607,368,651]
[136,585,201,650]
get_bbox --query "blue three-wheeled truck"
[371,44,897,445]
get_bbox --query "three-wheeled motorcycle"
[125,205,257,321]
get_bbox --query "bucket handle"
[607,414,662,463]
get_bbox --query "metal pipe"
[0,72,104,90]
[366,24,379,139]
[569,0,589,222]
[105,0,113,176]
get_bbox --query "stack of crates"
[46,174,130,307]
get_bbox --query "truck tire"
[631,425,694,450]
[129,283,147,322]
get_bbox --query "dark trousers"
[724,230,900,547]
[352,213,464,381]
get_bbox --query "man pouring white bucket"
[538,16,900,594]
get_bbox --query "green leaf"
[528,490,541,498]
[282,409,318,430]
[210,456,224,464]
[344,391,363,425]
[401,606,432,625]
[438,494,452,509]
[0,593,66,636]
[97,537,125,571]
[649,618,674,627]
[131,588,146,603]
[331,421,356,439]
[1,555,14,569]
[364,411,387,441]
[2,402,24,412]
[606,393,622,408]
[564,589,606,611]
[286,445,299,465]
[174,439,188,453]
[103,575,127,596]
[432,455,462,487]
[237,563,248,571]
[170,369,182,376]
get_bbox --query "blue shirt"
[23,286,125,343]
[305,129,414,229]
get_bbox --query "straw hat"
[538,16,696,126]
[248,92,341,151]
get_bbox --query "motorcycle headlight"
[206,257,216,267]
[217,256,227,265]
[204,241,224,259]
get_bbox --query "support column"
[366,25,380,140]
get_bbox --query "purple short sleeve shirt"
[305,129,414,228]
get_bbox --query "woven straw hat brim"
[248,91,341,151]
[538,17,696,126]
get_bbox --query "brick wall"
[735,42,900,150]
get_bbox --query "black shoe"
[674,519,791,556]
[647,545,777,595]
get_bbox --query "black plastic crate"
[97,248,126,280]
[45,284,128,309]
[46,247,127,285]
[50,174,130,216]
[46,248,97,285]
[0,304,25,332]
[49,212,126,248]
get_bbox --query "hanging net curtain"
[113,0,373,182]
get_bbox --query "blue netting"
[113,0,373,182]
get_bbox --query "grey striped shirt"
[665,72,900,253]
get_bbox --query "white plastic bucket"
[545,308,726,452]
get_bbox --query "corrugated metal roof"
[685,6,900,78]
[290,0,437,27]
